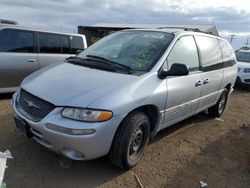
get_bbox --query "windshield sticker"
[143,33,164,39]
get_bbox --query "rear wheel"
[208,90,228,117]
[109,111,150,169]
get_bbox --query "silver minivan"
[0,23,87,94]
[12,29,237,169]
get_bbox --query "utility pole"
[244,37,249,47]
[228,34,236,44]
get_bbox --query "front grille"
[16,89,55,122]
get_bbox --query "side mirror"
[65,56,74,61]
[158,63,189,79]
[76,49,84,54]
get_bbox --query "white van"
[0,22,87,94]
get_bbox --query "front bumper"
[237,71,250,85]
[12,92,126,160]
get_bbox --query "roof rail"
[0,19,18,25]
[157,27,215,35]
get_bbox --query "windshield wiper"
[65,55,133,74]
[65,56,99,65]
[65,56,86,63]
[86,55,132,74]
[65,56,100,69]
[64,56,118,72]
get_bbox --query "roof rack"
[0,19,18,25]
[157,27,215,35]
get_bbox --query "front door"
[161,36,202,128]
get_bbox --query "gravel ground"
[0,86,249,188]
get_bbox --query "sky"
[1,0,250,49]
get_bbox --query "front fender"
[87,72,168,117]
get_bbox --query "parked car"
[235,48,250,87]
[12,28,237,169]
[0,23,87,94]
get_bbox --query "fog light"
[45,124,96,135]
[62,148,85,160]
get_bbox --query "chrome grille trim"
[16,89,55,122]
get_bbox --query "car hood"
[237,61,250,68]
[21,63,138,107]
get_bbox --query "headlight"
[61,108,113,122]
[244,68,250,73]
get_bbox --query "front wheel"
[109,112,150,169]
[208,90,228,117]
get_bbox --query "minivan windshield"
[77,31,174,72]
[235,51,250,63]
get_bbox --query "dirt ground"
[0,86,249,188]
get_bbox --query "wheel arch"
[127,104,160,133]
[225,83,231,92]
[110,104,160,150]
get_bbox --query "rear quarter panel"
[221,64,237,89]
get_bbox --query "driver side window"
[166,36,200,72]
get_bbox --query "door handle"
[195,79,202,87]
[27,59,36,63]
[204,78,209,84]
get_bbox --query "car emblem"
[26,100,40,109]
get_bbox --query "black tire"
[109,111,150,169]
[208,89,228,117]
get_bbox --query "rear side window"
[167,36,200,72]
[39,33,61,53]
[195,36,223,71]
[219,40,236,67]
[62,35,71,54]
[70,36,84,54]
[0,29,34,53]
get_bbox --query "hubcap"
[129,125,144,158]
[218,93,226,114]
